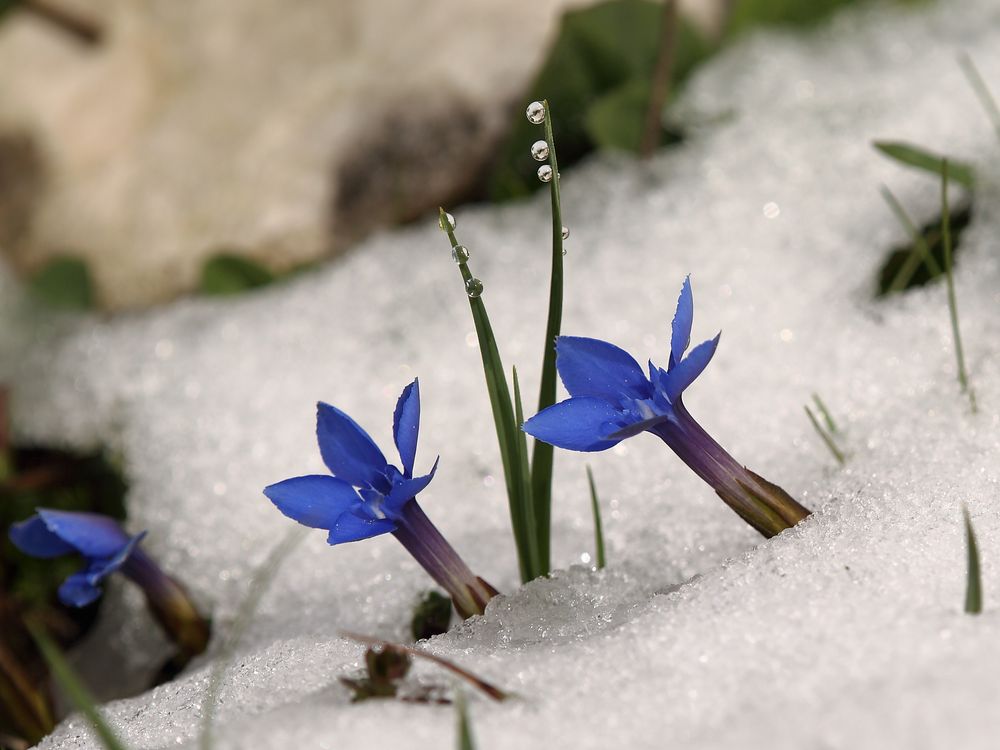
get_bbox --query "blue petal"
[385,456,439,513]
[316,402,388,489]
[8,515,75,558]
[605,414,671,440]
[664,333,720,402]
[669,276,693,370]
[58,571,103,607]
[88,532,147,582]
[36,509,131,559]
[523,397,625,452]
[392,379,420,478]
[264,474,362,529]
[327,511,397,545]
[555,337,652,401]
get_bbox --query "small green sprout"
[586,466,607,569]
[963,505,982,615]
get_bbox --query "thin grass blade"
[529,100,566,577]
[963,505,982,614]
[29,625,128,750]
[440,210,538,582]
[940,162,976,413]
[804,405,845,466]
[811,393,838,435]
[512,368,540,577]
[873,142,975,187]
[879,185,943,293]
[455,689,477,750]
[958,53,1000,144]
[585,466,606,569]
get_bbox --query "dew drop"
[451,245,470,264]
[525,101,545,125]
[537,165,553,183]
[465,277,484,298]
[561,226,570,240]
[438,212,456,231]
[562,246,568,256]
[531,139,549,161]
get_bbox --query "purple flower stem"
[393,501,498,619]
[123,549,211,658]
[651,400,811,538]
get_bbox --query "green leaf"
[873,141,975,187]
[963,506,982,615]
[199,254,275,296]
[586,466,606,570]
[489,0,711,200]
[30,625,129,750]
[28,257,94,310]
[440,210,539,583]
[528,101,565,578]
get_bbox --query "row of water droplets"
[437,210,482,297]
[526,100,570,254]
[438,100,570,299]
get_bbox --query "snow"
[4,0,1000,747]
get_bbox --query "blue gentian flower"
[264,379,498,618]
[523,277,811,538]
[9,509,210,655]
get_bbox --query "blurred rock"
[0,0,720,309]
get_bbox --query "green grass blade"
[455,689,477,750]
[810,393,838,435]
[440,210,538,582]
[958,53,1000,145]
[804,405,845,466]
[200,527,305,750]
[940,162,976,413]
[529,99,566,577]
[29,625,129,750]
[512,368,540,578]
[585,466,606,569]
[873,141,975,187]
[879,185,943,293]
[963,505,982,614]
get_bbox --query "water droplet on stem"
[465,278,484,298]
[525,101,545,125]
[537,165,553,183]
[531,140,549,161]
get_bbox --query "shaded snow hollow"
[4,0,1000,748]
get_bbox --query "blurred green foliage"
[490,0,710,200]
[199,254,276,296]
[28,257,94,311]
[491,0,927,200]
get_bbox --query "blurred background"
[0,0,924,311]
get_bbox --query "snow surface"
[4,0,1000,747]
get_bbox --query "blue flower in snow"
[9,509,210,655]
[523,277,810,537]
[264,379,497,618]
[10,509,146,607]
